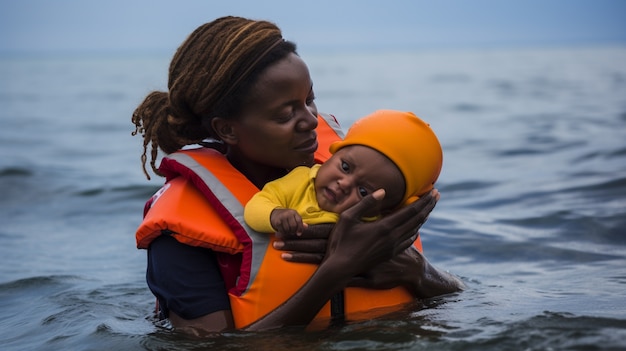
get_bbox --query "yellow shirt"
[244,164,340,233]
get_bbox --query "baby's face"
[314,145,405,214]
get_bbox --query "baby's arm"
[244,192,280,233]
[270,208,308,236]
[244,166,311,234]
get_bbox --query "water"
[1,46,625,350]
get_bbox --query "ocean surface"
[1,46,625,350]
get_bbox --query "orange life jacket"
[135,113,422,329]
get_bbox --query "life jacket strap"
[330,290,345,322]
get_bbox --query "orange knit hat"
[329,110,443,206]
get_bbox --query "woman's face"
[229,53,319,174]
[315,145,406,215]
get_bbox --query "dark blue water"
[1,47,625,350]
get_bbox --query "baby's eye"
[341,161,350,172]
[358,186,369,197]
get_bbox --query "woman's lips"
[294,138,318,153]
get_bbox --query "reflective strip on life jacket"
[314,113,344,163]
[163,151,269,297]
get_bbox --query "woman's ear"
[211,117,238,145]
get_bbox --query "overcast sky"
[1,0,625,53]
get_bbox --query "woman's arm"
[275,189,464,298]
[147,235,236,334]
[348,246,465,298]
[168,310,234,336]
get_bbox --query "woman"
[131,16,463,334]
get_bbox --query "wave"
[131,310,626,351]
[0,166,34,177]
[0,274,83,291]
[0,275,155,351]
[73,184,162,200]
[457,312,626,350]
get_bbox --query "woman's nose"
[296,109,318,132]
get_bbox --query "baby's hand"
[270,208,308,236]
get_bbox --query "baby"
[244,109,443,235]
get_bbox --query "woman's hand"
[323,189,438,276]
[273,223,332,263]
[275,189,440,265]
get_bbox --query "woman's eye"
[275,112,293,123]
[358,187,369,197]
